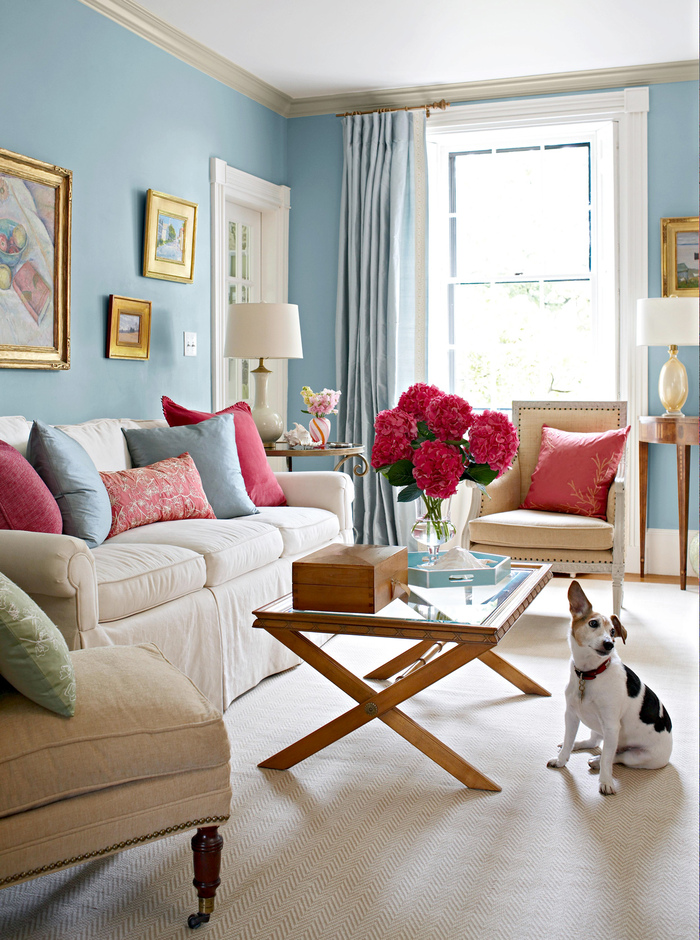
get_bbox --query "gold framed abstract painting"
[143,190,197,283]
[661,217,699,297]
[106,295,151,360]
[0,148,71,369]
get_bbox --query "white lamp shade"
[636,297,699,346]
[224,303,303,359]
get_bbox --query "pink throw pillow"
[0,440,62,534]
[521,424,630,519]
[99,453,216,539]
[161,396,286,507]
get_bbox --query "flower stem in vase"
[411,495,455,566]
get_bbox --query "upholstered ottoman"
[0,643,232,929]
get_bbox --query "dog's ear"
[568,580,592,619]
[611,614,627,644]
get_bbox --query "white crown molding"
[77,1,698,119]
[77,0,292,116]
[290,61,698,117]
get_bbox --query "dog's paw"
[547,757,566,768]
[599,778,617,795]
[588,756,601,771]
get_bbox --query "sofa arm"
[0,531,98,649]
[274,471,354,535]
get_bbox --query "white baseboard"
[636,528,699,577]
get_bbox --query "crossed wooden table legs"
[257,628,550,791]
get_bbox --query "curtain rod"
[336,99,450,118]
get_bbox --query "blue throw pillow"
[27,421,112,548]
[123,414,257,519]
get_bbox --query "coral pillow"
[161,396,286,507]
[521,424,630,519]
[99,453,216,539]
[0,440,62,534]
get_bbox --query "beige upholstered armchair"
[467,401,628,615]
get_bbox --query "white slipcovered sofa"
[0,415,354,711]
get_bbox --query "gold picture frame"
[143,189,197,283]
[107,295,151,360]
[661,217,699,297]
[0,148,71,369]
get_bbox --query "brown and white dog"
[547,581,672,795]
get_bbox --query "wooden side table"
[264,443,368,476]
[639,415,699,589]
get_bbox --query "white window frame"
[210,157,291,416]
[423,88,649,568]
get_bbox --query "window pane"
[228,222,236,251]
[452,280,592,409]
[228,285,236,304]
[241,285,250,303]
[229,254,237,278]
[453,145,590,279]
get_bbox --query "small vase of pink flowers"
[301,386,341,447]
[371,383,519,564]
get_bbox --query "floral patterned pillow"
[521,425,630,519]
[99,452,216,539]
[0,573,76,716]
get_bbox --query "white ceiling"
[130,0,697,100]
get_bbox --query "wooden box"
[292,544,408,614]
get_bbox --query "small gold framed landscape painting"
[0,147,71,370]
[143,190,197,283]
[661,217,699,297]
[107,295,151,360]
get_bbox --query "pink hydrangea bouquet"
[300,386,341,417]
[371,382,519,508]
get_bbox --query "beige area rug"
[0,578,697,940]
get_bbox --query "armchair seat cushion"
[0,644,230,820]
[469,509,614,552]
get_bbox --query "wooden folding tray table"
[252,562,552,791]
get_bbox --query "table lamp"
[636,297,699,416]
[225,303,303,442]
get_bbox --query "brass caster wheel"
[187,912,211,929]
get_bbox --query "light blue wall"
[646,82,699,529]
[1,0,286,424]
[287,82,699,530]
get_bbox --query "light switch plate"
[184,332,197,356]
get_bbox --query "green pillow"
[0,573,76,716]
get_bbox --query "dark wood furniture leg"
[188,826,223,929]
[639,439,649,578]
[677,443,692,590]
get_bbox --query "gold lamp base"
[658,345,689,416]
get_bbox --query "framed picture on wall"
[107,295,151,360]
[143,190,198,283]
[661,217,699,297]
[0,148,71,369]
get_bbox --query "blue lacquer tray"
[407,551,511,588]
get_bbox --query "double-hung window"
[427,121,617,411]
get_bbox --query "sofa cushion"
[521,424,629,519]
[0,573,75,717]
[107,518,284,587]
[0,416,31,456]
[56,418,147,472]
[124,415,257,519]
[92,543,207,622]
[253,506,340,556]
[162,396,287,507]
[27,421,112,548]
[0,440,62,535]
[469,509,614,552]
[0,643,229,818]
[99,453,216,538]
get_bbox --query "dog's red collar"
[575,657,612,681]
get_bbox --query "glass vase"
[308,415,331,446]
[411,495,455,566]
